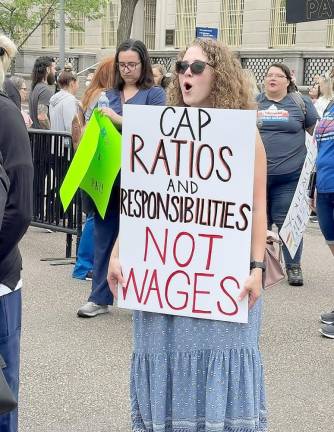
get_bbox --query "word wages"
[122,227,242,316]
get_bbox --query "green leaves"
[0,0,108,50]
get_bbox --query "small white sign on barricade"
[118,105,257,323]
[280,132,318,258]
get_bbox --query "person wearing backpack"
[257,63,319,286]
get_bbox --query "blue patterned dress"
[130,298,267,432]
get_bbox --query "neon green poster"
[60,109,121,218]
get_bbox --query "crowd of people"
[0,30,334,432]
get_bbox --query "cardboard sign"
[118,105,257,323]
[286,0,334,23]
[60,109,121,218]
[280,132,317,257]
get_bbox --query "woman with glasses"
[257,63,318,286]
[77,39,165,318]
[108,38,267,432]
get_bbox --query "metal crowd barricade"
[28,129,82,261]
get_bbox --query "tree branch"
[0,2,14,12]
[17,0,59,50]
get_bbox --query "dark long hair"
[31,56,54,90]
[266,62,297,93]
[113,39,153,90]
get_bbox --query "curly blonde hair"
[167,38,256,110]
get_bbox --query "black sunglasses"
[175,60,214,75]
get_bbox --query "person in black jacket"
[0,35,33,432]
[0,151,9,229]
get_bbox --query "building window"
[102,0,119,48]
[220,0,244,47]
[144,0,157,50]
[42,13,57,48]
[326,20,334,47]
[175,0,197,48]
[269,0,296,48]
[70,13,85,48]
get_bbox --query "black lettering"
[160,107,176,136]
[174,108,196,140]
[198,109,211,140]
[216,146,233,182]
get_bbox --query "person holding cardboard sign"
[108,38,267,432]
[77,40,165,318]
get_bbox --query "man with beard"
[29,56,56,129]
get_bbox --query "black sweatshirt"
[0,91,33,289]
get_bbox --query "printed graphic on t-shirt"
[316,113,334,142]
[257,104,289,123]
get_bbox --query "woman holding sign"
[77,40,165,318]
[108,38,268,432]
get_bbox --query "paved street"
[18,223,333,432]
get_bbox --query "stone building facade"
[17,0,334,85]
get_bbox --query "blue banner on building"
[195,27,218,39]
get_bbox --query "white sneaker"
[77,302,109,318]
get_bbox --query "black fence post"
[28,129,83,262]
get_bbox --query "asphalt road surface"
[18,223,333,431]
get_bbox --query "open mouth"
[184,82,192,91]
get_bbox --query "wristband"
[250,261,266,271]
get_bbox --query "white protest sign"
[118,105,257,323]
[280,132,317,258]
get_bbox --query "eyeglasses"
[266,74,287,79]
[175,60,214,75]
[118,62,141,71]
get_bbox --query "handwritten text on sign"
[118,106,257,323]
[280,132,317,258]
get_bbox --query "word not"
[121,227,241,316]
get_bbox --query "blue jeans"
[88,210,119,306]
[316,192,334,244]
[267,170,303,267]
[0,290,21,432]
[72,215,94,279]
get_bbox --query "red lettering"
[143,269,163,308]
[196,144,214,180]
[217,276,240,316]
[130,134,149,173]
[192,273,213,314]
[123,268,149,302]
[165,270,190,310]
[173,232,195,267]
[144,227,168,264]
[150,139,171,175]
[198,233,223,270]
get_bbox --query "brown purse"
[263,230,285,289]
